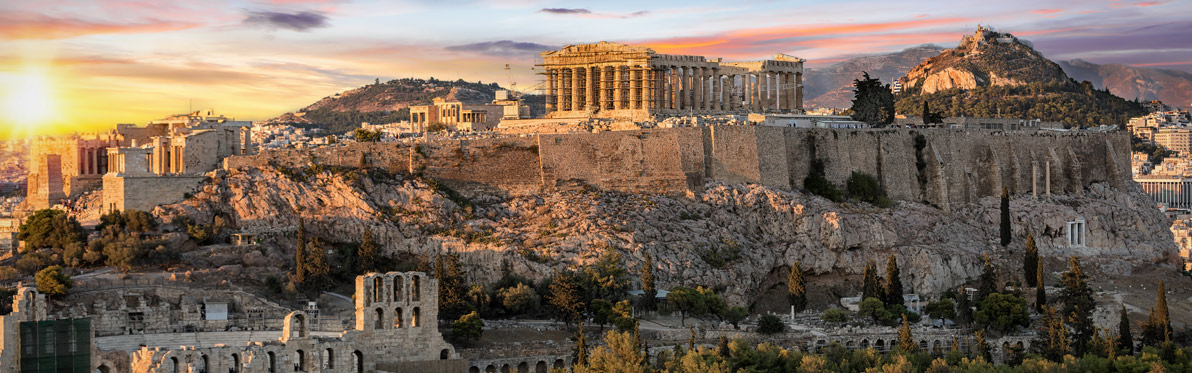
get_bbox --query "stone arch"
[412,275,421,301]
[95,364,111,373]
[919,340,928,351]
[501,363,512,373]
[1001,341,1011,362]
[393,275,404,302]
[170,356,179,373]
[536,361,548,373]
[845,340,855,349]
[394,307,403,328]
[860,339,870,349]
[471,367,481,373]
[230,352,241,373]
[353,350,363,373]
[374,276,384,302]
[554,359,565,368]
[486,364,497,373]
[324,348,335,369]
[267,351,276,373]
[295,349,306,371]
[518,361,530,373]
[412,307,421,327]
[282,311,309,341]
[375,307,385,330]
[441,349,450,360]
[932,340,942,355]
[815,339,827,353]
[874,339,885,351]
[198,354,209,371]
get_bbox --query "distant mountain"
[265,78,507,134]
[804,45,944,109]
[893,27,1146,127]
[1059,59,1192,109]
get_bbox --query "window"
[374,308,384,330]
[412,276,421,302]
[324,348,334,369]
[393,308,403,328]
[393,277,403,302]
[374,277,383,303]
[412,307,420,327]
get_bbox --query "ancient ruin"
[538,42,804,119]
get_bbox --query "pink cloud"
[0,12,199,40]
[1136,1,1166,6]
[1031,9,1064,14]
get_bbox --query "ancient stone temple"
[538,42,804,119]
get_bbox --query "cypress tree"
[955,288,973,326]
[294,219,306,284]
[304,239,331,291]
[884,254,904,308]
[358,227,378,273]
[788,261,807,312]
[1000,187,1011,247]
[1035,260,1046,313]
[862,259,884,301]
[1061,257,1096,355]
[641,254,656,311]
[688,325,696,351]
[575,322,587,367]
[1119,304,1133,355]
[718,336,730,359]
[976,255,997,303]
[1156,280,1170,339]
[1024,234,1039,287]
[1032,305,1070,362]
[897,314,915,352]
[974,329,992,362]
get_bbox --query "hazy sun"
[1,67,56,134]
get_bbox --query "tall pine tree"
[788,261,807,312]
[1119,304,1134,355]
[1000,187,1011,247]
[1035,261,1046,313]
[575,321,588,367]
[303,239,332,291]
[884,254,904,308]
[898,314,915,352]
[434,251,469,320]
[641,253,657,311]
[862,259,885,301]
[1024,234,1039,287]
[976,255,998,303]
[1061,257,1096,355]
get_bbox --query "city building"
[537,42,804,119]
[1135,175,1192,209]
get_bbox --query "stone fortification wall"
[222,127,1131,206]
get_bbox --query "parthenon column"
[755,73,763,112]
[571,67,582,111]
[598,66,609,110]
[713,69,722,111]
[701,68,711,111]
[555,69,566,112]
[692,67,702,111]
[770,72,780,110]
[586,67,596,111]
[675,67,684,111]
[545,69,555,112]
[629,67,639,110]
[795,72,804,111]
[613,66,624,110]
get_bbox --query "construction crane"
[504,64,518,98]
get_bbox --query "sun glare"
[1,67,56,137]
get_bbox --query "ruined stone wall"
[221,127,1131,206]
[103,174,206,212]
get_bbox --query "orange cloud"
[1136,1,1166,6]
[1032,9,1064,14]
[0,13,199,40]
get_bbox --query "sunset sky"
[0,0,1189,139]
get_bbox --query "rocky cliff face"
[899,28,1068,94]
[157,164,1177,306]
[804,45,944,109]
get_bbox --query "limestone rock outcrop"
[156,165,1177,306]
[900,27,1068,94]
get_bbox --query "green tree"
[1118,304,1133,355]
[974,329,992,362]
[1060,257,1095,355]
[1035,261,1046,313]
[1140,280,1172,346]
[974,293,1030,334]
[548,270,584,326]
[897,314,915,352]
[975,255,997,303]
[667,287,702,326]
[1000,187,1011,247]
[925,299,956,321]
[756,314,786,335]
[954,289,973,326]
[450,311,484,342]
[434,250,469,320]
[821,308,849,323]
[640,253,657,311]
[849,72,895,126]
[1031,306,1070,362]
[18,209,86,252]
[583,246,630,303]
[804,159,842,202]
[1023,234,1039,287]
[610,300,636,332]
[858,297,892,324]
[787,261,807,312]
[302,240,332,292]
[862,259,884,301]
[35,265,72,296]
[921,101,943,125]
[884,254,904,308]
[591,299,615,332]
[575,322,588,367]
[352,128,382,142]
[577,330,644,373]
[846,172,891,207]
[358,227,378,273]
[723,306,748,329]
[498,282,539,315]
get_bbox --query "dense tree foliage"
[846,172,891,207]
[641,253,657,311]
[787,261,806,312]
[975,293,1031,334]
[18,209,85,252]
[1061,257,1096,355]
[862,259,884,301]
[804,159,842,202]
[35,265,72,296]
[1023,234,1039,287]
[278,78,506,134]
[450,311,484,343]
[1000,188,1011,247]
[883,254,904,308]
[1120,304,1134,355]
[894,80,1147,128]
[756,314,786,335]
[849,72,895,126]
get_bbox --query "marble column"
[571,67,582,112]
[795,72,803,111]
[676,67,685,111]
[598,66,608,110]
[555,69,566,112]
[613,66,624,110]
[701,68,711,111]
[586,67,596,111]
[713,69,722,111]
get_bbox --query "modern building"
[1155,128,1192,157]
[537,42,804,119]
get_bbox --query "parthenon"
[538,42,804,119]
